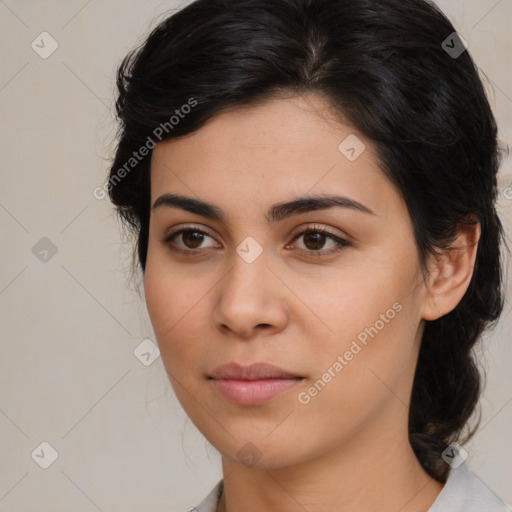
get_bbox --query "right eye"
[162,226,220,253]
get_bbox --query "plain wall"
[0,0,511,510]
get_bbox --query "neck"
[217,412,444,512]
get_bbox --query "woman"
[107,0,510,510]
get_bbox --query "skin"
[144,93,480,512]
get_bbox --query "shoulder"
[182,480,223,512]
[429,463,511,512]
[180,469,512,512]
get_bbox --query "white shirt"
[184,462,511,512]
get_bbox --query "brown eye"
[302,231,328,250]
[289,226,351,257]
[181,230,206,249]
[163,227,218,252]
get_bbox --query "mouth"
[208,362,305,406]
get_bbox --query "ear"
[421,219,481,321]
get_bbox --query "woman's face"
[144,93,431,469]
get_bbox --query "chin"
[206,429,310,470]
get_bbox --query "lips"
[209,362,304,406]
[210,362,302,380]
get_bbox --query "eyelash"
[161,224,351,258]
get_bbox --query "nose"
[211,250,289,340]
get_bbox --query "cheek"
[144,251,200,334]
[144,264,188,352]
[294,294,417,445]
[302,252,422,396]
[143,261,215,379]
[308,264,410,346]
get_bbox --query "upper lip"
[209,362,302,380]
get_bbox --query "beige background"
[0,0,511,510]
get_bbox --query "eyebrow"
[151,193,376,223]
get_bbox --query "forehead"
[152,93,348,167]
[149,94,402,221]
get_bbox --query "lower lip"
[211,378,303,406]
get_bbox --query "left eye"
[288,227,351,256]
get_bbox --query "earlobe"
[421,220,481,321]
